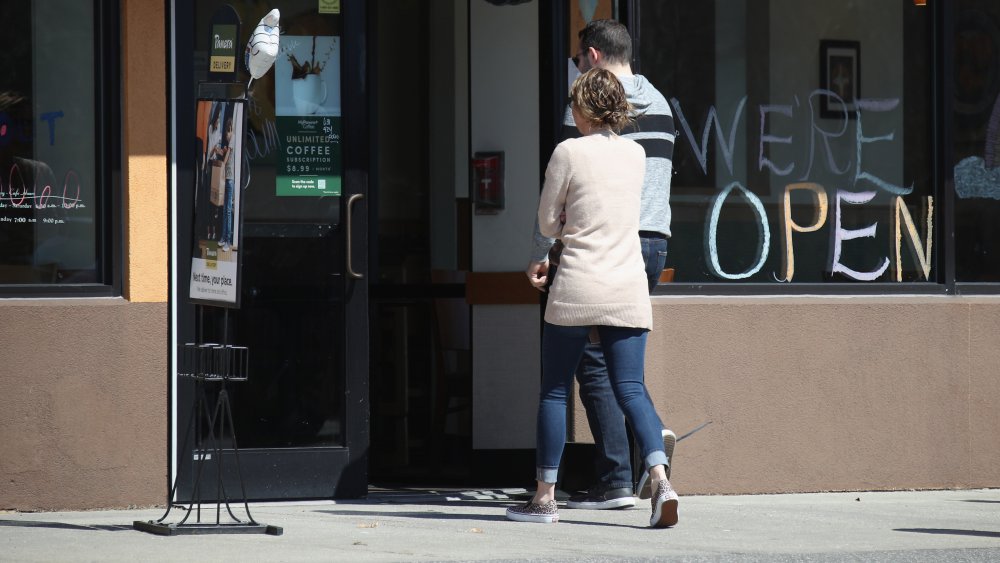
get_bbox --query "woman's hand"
[525,260,549,291]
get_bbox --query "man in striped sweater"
[526,19,677,510]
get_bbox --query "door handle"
[345,193,364,279]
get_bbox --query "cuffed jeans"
[536,323,669,484]
[220,178,235,246]
[575,235,668,489]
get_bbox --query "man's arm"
[530,218,555,262]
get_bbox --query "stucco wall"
[0,300,167,510]
[122,0,168,302]
[570,296,1000,494]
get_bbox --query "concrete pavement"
[2,488,1000,562]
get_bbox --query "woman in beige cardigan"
[507,68,678,528]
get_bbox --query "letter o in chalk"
[706,182,771,280]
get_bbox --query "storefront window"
[953,0,1000,282]
[0,1,109,287]
[638,0,934,284]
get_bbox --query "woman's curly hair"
[570,68,634,133]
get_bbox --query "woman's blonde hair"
[569,68,634,133]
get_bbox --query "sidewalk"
[3,488,1000,562]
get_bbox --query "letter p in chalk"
[778,183,828,282]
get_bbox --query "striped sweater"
[531,73,675,262]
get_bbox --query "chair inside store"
[430,269,472,475]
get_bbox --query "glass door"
[171,0,368,500]
[367,0,473,485]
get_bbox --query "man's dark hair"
[578,19,632,65]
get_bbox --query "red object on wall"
[472,152,504,214]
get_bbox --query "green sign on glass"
[276,116,342,196]
[209,24,238,74]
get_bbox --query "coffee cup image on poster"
[275,35,342,197]
[276,35,341,116]
[190,99,245,306]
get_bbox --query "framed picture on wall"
[819,39,861,119]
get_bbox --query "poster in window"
[274,35,342,197]
[566,0,617,88]
[190,98,246,307]
[819,40,861,119]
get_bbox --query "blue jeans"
[536,323,669,484]
[220,178,235,245]
[576,235,668,489]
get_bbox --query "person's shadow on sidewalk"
[0,520,133,532]
[316,508,661,529]
[895,528,1000,538]
[317,509,509,523]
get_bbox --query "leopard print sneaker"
[649,479,679,528]
[506,499,559,523]
[638,429,677,499]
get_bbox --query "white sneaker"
[637,428,676,499]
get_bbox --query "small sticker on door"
[319,0,340,14]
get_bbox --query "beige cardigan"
[539,131,652,330]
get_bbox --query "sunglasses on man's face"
[572,48,587,68]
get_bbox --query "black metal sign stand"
[133,305,281,536]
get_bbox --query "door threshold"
[366,486,528,504]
